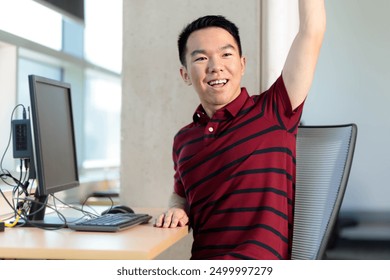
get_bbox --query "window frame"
[0,3,122,196]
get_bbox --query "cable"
[0,209,22,228]
[52,193,100,220]
[0,104,25,177]
[0,104,30,213]
[1,105,95,230]
[15,193,98,230]
[0,187,17,212]
[0,104,35,227]
[81,194,114,216]
[14,195,67,230]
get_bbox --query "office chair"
[291,124,357,260]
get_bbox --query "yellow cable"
[0,209,22,228]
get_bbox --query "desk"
[0,208,189,260]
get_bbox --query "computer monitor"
[26,75,79,225]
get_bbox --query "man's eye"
[194,57,206,62]
[223,53,233,57]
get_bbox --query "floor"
[325,212,390,260]
[326,239,390,260]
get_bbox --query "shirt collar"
[193,105,209,125]
[224,87,249,118]
[192,87,250,124]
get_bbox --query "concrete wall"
[121,0,265,259]
[121,0,261,209]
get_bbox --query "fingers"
[155,213,165,227]
[158,210,176,228]
[163,210,175,228]
[177,214,189,227]
[154,208,188,228]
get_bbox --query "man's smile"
[207,79,228,87]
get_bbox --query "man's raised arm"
[282,0,326,110]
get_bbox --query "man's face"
[180,27,246,117]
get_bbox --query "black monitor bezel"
[28,74,79,196]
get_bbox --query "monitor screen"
[27,75,79,223]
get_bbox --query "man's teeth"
[208,79,227,86]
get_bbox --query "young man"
[155,0,326,260]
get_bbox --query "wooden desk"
[0,208,189,260]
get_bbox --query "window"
[0,0,122,192]
[18,58,62,107]
[83,70,121,169]
[84,0,122,73]
[0,0,62,50]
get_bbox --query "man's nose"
[208,58,223,73]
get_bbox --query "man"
[155,0,326,260]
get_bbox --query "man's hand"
[155,207,189,228]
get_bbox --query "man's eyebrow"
[190,49,206,57]
[190,44,237,57]
[220,44,236,51]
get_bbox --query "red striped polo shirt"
[172,75,304,260]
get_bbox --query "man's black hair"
[178,15,242,67]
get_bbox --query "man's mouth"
[208,79,228,86]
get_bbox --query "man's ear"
[241,56,246,76]
[180,66,192,86]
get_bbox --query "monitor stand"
[18,216,68,228]
[17,213,87,228]
[17,194,86,228]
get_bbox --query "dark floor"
[324,212,390,260]
[326,239,390,260]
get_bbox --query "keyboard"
[68,213,152,232]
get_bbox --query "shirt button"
[208,127,214,133]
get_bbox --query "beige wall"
[303,0,390,212]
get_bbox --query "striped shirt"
[173,75,304,259]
